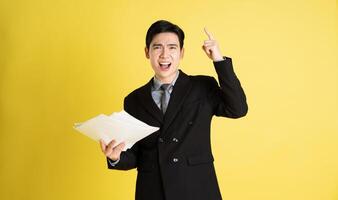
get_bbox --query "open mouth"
[159,62,171,70]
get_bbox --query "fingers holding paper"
[100,139,125,161]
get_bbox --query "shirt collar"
[152,70,180,90]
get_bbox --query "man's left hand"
[202,28,224,62]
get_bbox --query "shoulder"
[125,86,143,102]
[124,80,150,106]
[178,70,217,86]
[188,74,218,90]
[189,74,215,82]
[175,73,219,99]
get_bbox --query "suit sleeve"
[209,56,248,118]
[106,96,139,170]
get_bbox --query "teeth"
[159,62,171,69]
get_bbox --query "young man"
[100,20,248,200]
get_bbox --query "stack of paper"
[74,110,159,151]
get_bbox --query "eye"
[169,46,177,50]
[153,46,161,50]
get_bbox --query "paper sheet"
[73,110,159,151]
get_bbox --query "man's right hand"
[100,139,125,161]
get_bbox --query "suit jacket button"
[158,137,164,143]
[188,121,193,125]
[172,138,179,142]
[173,158,179,163]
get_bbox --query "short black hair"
[146,20,185,49]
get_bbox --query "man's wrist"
[213,58,224,62]
[107,157,120,166]
[212,53,223,61]
[213,56,227,62]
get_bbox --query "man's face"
[145,32,184,83]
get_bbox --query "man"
[100,20,248,200]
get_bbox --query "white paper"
[73,110,159,151]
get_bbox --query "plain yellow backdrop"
[0,0,337,199]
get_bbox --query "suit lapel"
[136,70,192,130]
[162,70,192,134]
[137,79,163,124]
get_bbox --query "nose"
[160,47,169,58]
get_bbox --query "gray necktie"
[160,84,171,114]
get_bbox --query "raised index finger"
[204,27,214,40]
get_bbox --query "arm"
[106,143,139,170]
[102,96,139,170]
[202,28,248,118]
[210,57,248,118]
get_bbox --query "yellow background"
[0,0,337,199]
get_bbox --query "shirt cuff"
[107,157,120,166]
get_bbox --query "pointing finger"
[204,27,214,40]
[204,40,216,45]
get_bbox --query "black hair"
[146,20,185,49]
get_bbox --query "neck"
[155,71,178,84]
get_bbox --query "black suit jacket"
[107,57,248,200]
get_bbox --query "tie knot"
[160,84,171,91]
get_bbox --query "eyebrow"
[152,43,179,47]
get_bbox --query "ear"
[180,47,185,59]
[145,47,150,59]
